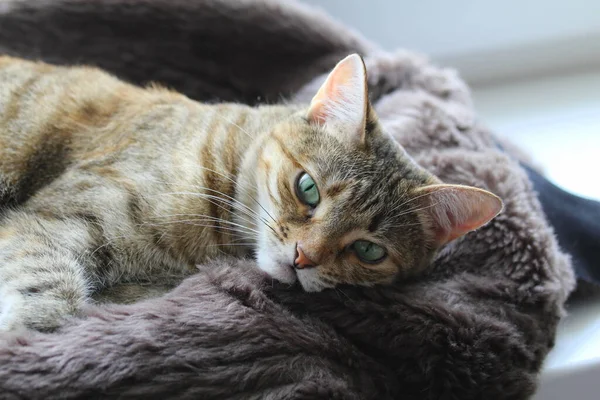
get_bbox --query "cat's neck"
[167,102,300,262]
[232,104,302,248]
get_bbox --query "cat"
[0,54,502,332]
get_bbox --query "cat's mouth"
[256,257,328,292]
[256,257,298,285]
[275,263,298,284]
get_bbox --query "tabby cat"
[0,54,502,331]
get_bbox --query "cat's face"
[254,118,433,292]
[254,54,502,292]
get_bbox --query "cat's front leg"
[0,211,91,332]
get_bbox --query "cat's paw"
[0,286,85,333]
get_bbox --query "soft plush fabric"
[0,0,575,399]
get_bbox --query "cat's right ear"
[413,184,504,246]
[307,54,369,145]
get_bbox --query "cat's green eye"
[351,240,386,263]
[296,172,320,207]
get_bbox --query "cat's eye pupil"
[296,172,320,207]
[351,240,386,263]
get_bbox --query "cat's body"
[0,56,292,330]
[0,55,502,331]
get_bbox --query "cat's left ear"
[307,53,369,145]
[413,184,504,246]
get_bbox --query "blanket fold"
[0,0,575,399]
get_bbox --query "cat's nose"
[294,245,316,269]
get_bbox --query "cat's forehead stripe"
[272,135,303,170]
[368,214,384,232]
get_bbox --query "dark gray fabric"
[0,0,370,104]
[0,0,575,399]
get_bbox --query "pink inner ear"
[437,207,498,243]
[306,54,368,142]
[307,99,328,125]
[307,62,360,125]
[420,184,503,246]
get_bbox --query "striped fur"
[0,55,496,331]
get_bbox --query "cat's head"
[254,54,502,292]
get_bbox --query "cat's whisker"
[386,222,427,230]
[145,213,262,239]
[141,224,258,244]
[265,224,279,237]
[392,201,441,220]
[334,288,353,303]
[230,236,255,244]
[389,190,437,216]
[337,288,352,301]
[191,165,278,225]
[203,243,255,248]
[154,192,260,229]
[140,219,260,237]
[152,191,266,229]
[139,215,260,241]
[175,183,264,222]
[216,114,254,140]
[342,155,361,181]
[153,191,278,237]
[152,190,259,221]
[88,234,132,260]
[142,173,277,225]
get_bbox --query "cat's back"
[0,56,126,204]
[0,56,184,206]
[0,55,128,122]
[0,56,295,209]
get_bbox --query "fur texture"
[0,0,575,399]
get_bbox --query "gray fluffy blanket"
[0,0,575,399]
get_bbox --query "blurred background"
[304,0,600,201]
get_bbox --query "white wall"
[301,0,600,56]
[473,71,600,200]
[302,1,600,85]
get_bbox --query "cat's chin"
[296,269,333,293]
[255,251,297,285]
